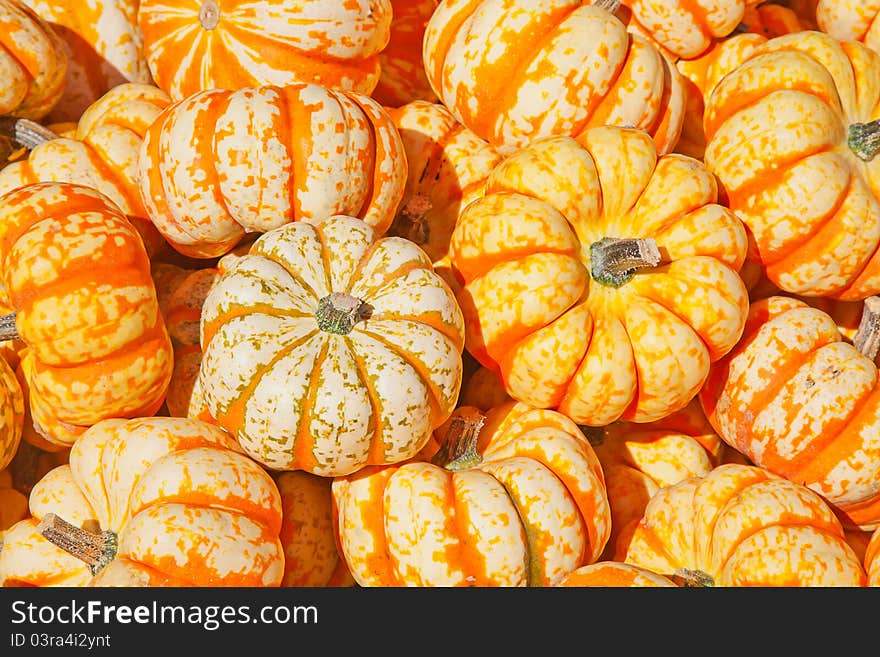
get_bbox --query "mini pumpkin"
[0,182,173,449]
[816,1,880,53]
[138,0,392,101]
[422,0,685,156]
[0,353,23,471]
[555,561,676,587]
[625,463,867,586]
[866,526,880,585]
[332,402,612,586]
[0,416,284,587]
[449,126,749,426]
[192,214,465,477]
[138,82,407,259]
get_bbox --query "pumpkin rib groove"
[342,94,380,222]
[445,471,492,586]
[247,250,321,303]
[331,336,381,467]
[290,335,331,472]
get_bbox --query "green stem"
[37,513,118,576]
[431,413,485,471]
[848,120,880,162]
[315,293,372,335]
[590,237,662,288]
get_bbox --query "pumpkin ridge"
[71,136,142,212]
[287,335,331,473]
[445,470,493,586]
[246,250,321,302]
[338,92,380,223]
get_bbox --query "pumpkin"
[703,30,880,300]
[276,471,355,587]
[21,0,153,123]
[0,416,284,586]
[0,0,67,120]
[152,261,218,417]
[422,0,686,157]
[743,1,816,36]
[372,0,440,108]
[700,295,880,530]
[816,1,880,53]
[137,82,407,259]
[192,214,465,477]
[449,126,749,426]
[386,100,502,290]
[138,0,393,101]
[587,398,748,561]
[0,82,173,259]
[332,402,611,586]
[0,353,24,471]
[459,363,511,412]
[624,463,867,586]
[0,182,173,449]
[555,561,676,587]
[866,526,880,585]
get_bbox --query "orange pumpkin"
[866,526,880,585]
[703,31,880,300]
[372,0,440,107]
[0,353,23,471]
[449,126,749,426]
[625,463,867,586]
[138,0,392,101]
[0,82,172,259]
[0,0,67,120]
[386,100,502,289]
[700,295,880,530]
[556,561,676,587]
[193,214,465,477]
[422,0,685,156]
[276,471,355,587]
[0,416,284,586]
[0,182,173,449]
[816,1,880,53]
[21,0,153,123]
[332,402,611,586]
[138,83,407,259]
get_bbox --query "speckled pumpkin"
[138,82,407,259]
[555,561,676,587]
[138,0,392,101]
[866,526,880,585]
[192,214,465,477]
[701,295,880,530]
[0,0,67,120]
[332,402,611,587]
[625,463,867,586]
[449,126,749,426]
[817,1,880,53]
[0,354,23,471]
[0,416,284,587]
[422,0,685,156]
[0,182,173,448]
[276,471,354,587]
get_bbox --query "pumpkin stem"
[592,0,622,13]
[390,194,433,246]
[589,237,662,287]
[199,0,221,29]
[315,293,372,335]
[0,116,59,149]
[0,313,18,342]
[848,120,880,162]
[853,296,880,361]
[668,568,715,587]
[37,513,117,576]
[431,413,485,471]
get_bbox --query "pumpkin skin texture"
[703,31,880,300]
[700,296,880,531]
[556,561,675,587]
[0,416,284,587]
[0,82,172,259]
[372,0,440,108]
[422,1,685,157]
[0,0,67,120]
[867,526,880,585]
[276,471,355,587]
[138,83,407,259]
[193,214,465,477]
[0,355,23,471]
[625,463,867,586]
[449,126,749,426]
[138,0,392,101]
[816,1,880,53]
[0,182,174,449]
[21,0,153,123]
[386,100,502,290]
[332,402,612,587]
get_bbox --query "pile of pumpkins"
[1,0,880,588]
